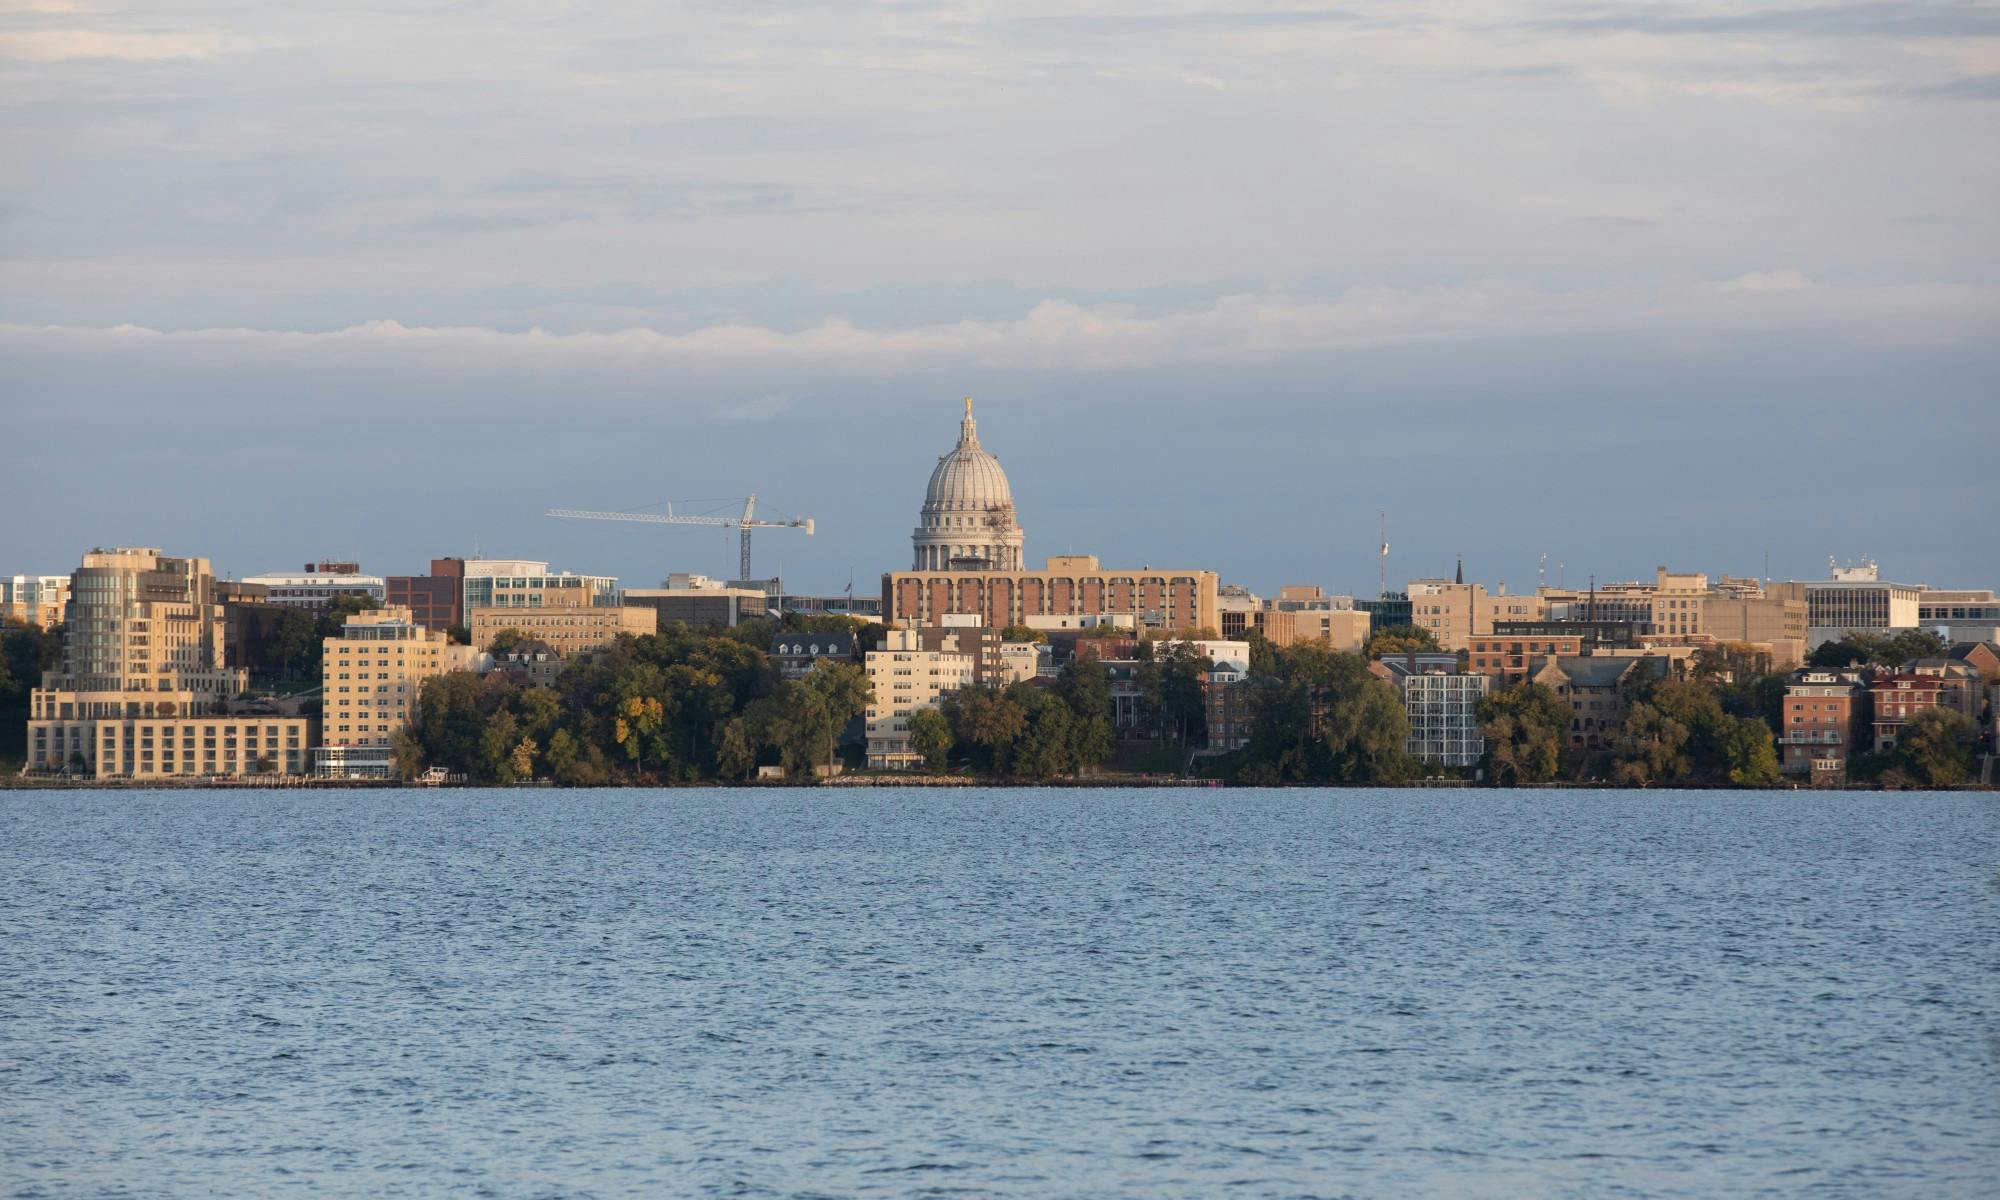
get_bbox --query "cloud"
[712,393,796,422]
[0,29,244,61]
[5,275,1990,378]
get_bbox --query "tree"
[998,624,1046,643]
[907,707,954,770]
[1808,630,1948,670]
[390,731,425,779]
[1477,683,1569,784]
[1237,644,1414,783]
[1722,718,1780,786]
[947,686,1029,773]
[1864,708,1978,788]
[1365,625,1440,659]
[509,736,540,780]
[1611,700,1692,786]
[488,628,529,654]
[1136,640,1209,745]
[274,609,318,679]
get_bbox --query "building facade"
[317,605,480,778]
[911,398,1025,572]
[26,548,312,778]
[1529,656,1669,752]
[885,555,1220,633]
[1780,670,1870,782]
[1801,562,1922,646]
[385,557,467,633]
[624,574,771,630]
[1378,658,1489,768]
[1,574,70,629]
[864,627,976,768]
[240,562,387,610]
[468,601,656,655]
[1868,660,1981,748]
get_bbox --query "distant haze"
[3,2,1995,592]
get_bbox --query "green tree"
[947,686,1029,773]
[1722,718,1780,785]
[488,628,529,654]
[998,624,1046,643]
[1364,625,1441,659]
[1136,640,1209,745]
[390,730,425,779]
[1238,644,1414,783]
[907,707,954,770]
[1611,700,1691,785]
[1477,682,1569,785]
[1864,708,1978,788]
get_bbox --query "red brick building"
[1780,670,1870,782]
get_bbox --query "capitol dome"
[912,398,1026,571]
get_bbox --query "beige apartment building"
[2,574,71,629]
[864,627,977,769]
[26,548,312,778]
[318,606,482,778]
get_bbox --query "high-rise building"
[26,548,311,778]
[1377,655,1489,768]
[864,627,976,768]
[316,605,481,778]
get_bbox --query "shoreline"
[2,774,1988,792]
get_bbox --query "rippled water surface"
[2,788,1996,1198]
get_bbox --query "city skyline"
[3,2,1996,587]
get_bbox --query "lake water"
[1,788,1995,1198]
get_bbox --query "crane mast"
[546,494,813,582]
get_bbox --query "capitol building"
[911,398,1026,571]
[888,399,1219,633]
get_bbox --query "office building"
[624,573,772,630]
[1800,561,1921,646]
[240,561,387,610]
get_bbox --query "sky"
[3,1,1996,596]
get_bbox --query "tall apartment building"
[864,627,976,768]
[1,574,70,629]
[1377,656,1489,768]
[26,548,312,778]
[1780,670,1870,783]
[240,562,387,610]
[883,554,1220,634]
[317,605,481,778]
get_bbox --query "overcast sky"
[4,1,1996,595]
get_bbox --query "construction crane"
[546,495,813,582]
